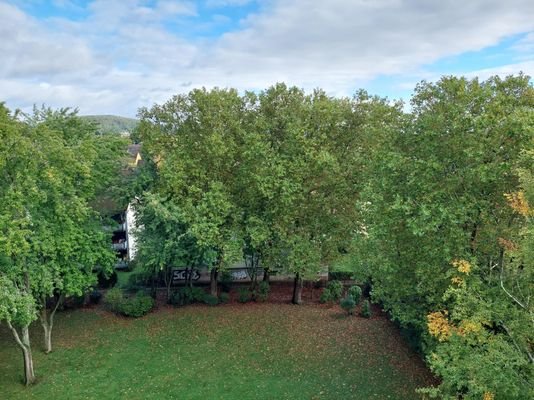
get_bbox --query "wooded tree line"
[0,74,532,398]
[135,76,533,399]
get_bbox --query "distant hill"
[82,115,138,134]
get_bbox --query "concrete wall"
[126,203,138,261]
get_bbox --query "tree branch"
[6,320,25,349]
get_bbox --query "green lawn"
[0,303,435,399]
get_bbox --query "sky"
[1,0,534,117]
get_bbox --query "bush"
[104,288,154,317]
[361,299,371,318]
[220,271,233,293]
[97,270,117,289]
[169,287,206,306]
[320,280,343,303]
[238,287,252,303]
[104,287,125,312]
[169,289,187,306]
[203,294,219,306]
[347,285,362,304]
[319,291,330,303]
[340,296,356,315]
[190,287,206,302]
[124,271,151,291]
[218,292,230,304]
[89,289,102,304]
[120,292,154,317]
[327,280,343,299]
[62,294,85,309]
[256,281,270,302]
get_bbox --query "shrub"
[319,291,330,303]
[320,280,343,303]
[347,285,362,304]
[124,271,151,291]
[256,281,270,302]
[238,287,251,303]
[120,293,154,317]
[218,292,230,304]
[97,270,118,289]
[89,289,102,304]
[104,288,153,317]
[191,287,206,302]
[169,287,206,306]
[104,287,125,312]
[63,294,85,309]
[361,299,371,318]
[340,296,356,315]
[327,280,343,299]
[169,289,187,306]
[203,294,219,306]
[220,271,233,293]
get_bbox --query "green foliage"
[347,285,362,304]
[361,300,371,318]
[104,288,125,313]
[350,75,534,398]
[219,271,233,292]
[169,290,187,306]
[256,281,270,302]
[124,271,151,292]
[134,192,216,303]
[328,271,353,281]
[0,276,37,328]
[218,292,230,304]
[104,288,153,317]
[169,287,206,306]
[190,287,207,302]
[137,88,246,282]
[320,280,344,303]
[89,290,102,305]
[203,294,219,306]
[238,287,252,303]
[0,104,122,357]
[319,291,330,304]
[340,296,356,315]
[119,293,154,318]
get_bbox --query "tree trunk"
[263,268,270,283]
[43,325,52,355]
[292,273,303,304]
[165,269,172,303]
[151,273,157,299]
[210,268,218,296]
[7,322,36,386]
[186,267,193,289]
[21,327,36,385]
[39,295,63,354]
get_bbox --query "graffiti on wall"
[172,269,201,283]
[230,269,249,280]
[230,268,264,281]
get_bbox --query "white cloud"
[205,0,254,8]
[0,2,102,79]
[1,0,533,116]
[462,60,534,80]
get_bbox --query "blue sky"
[1,0,533,116]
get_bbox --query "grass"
[0,303,435,399]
